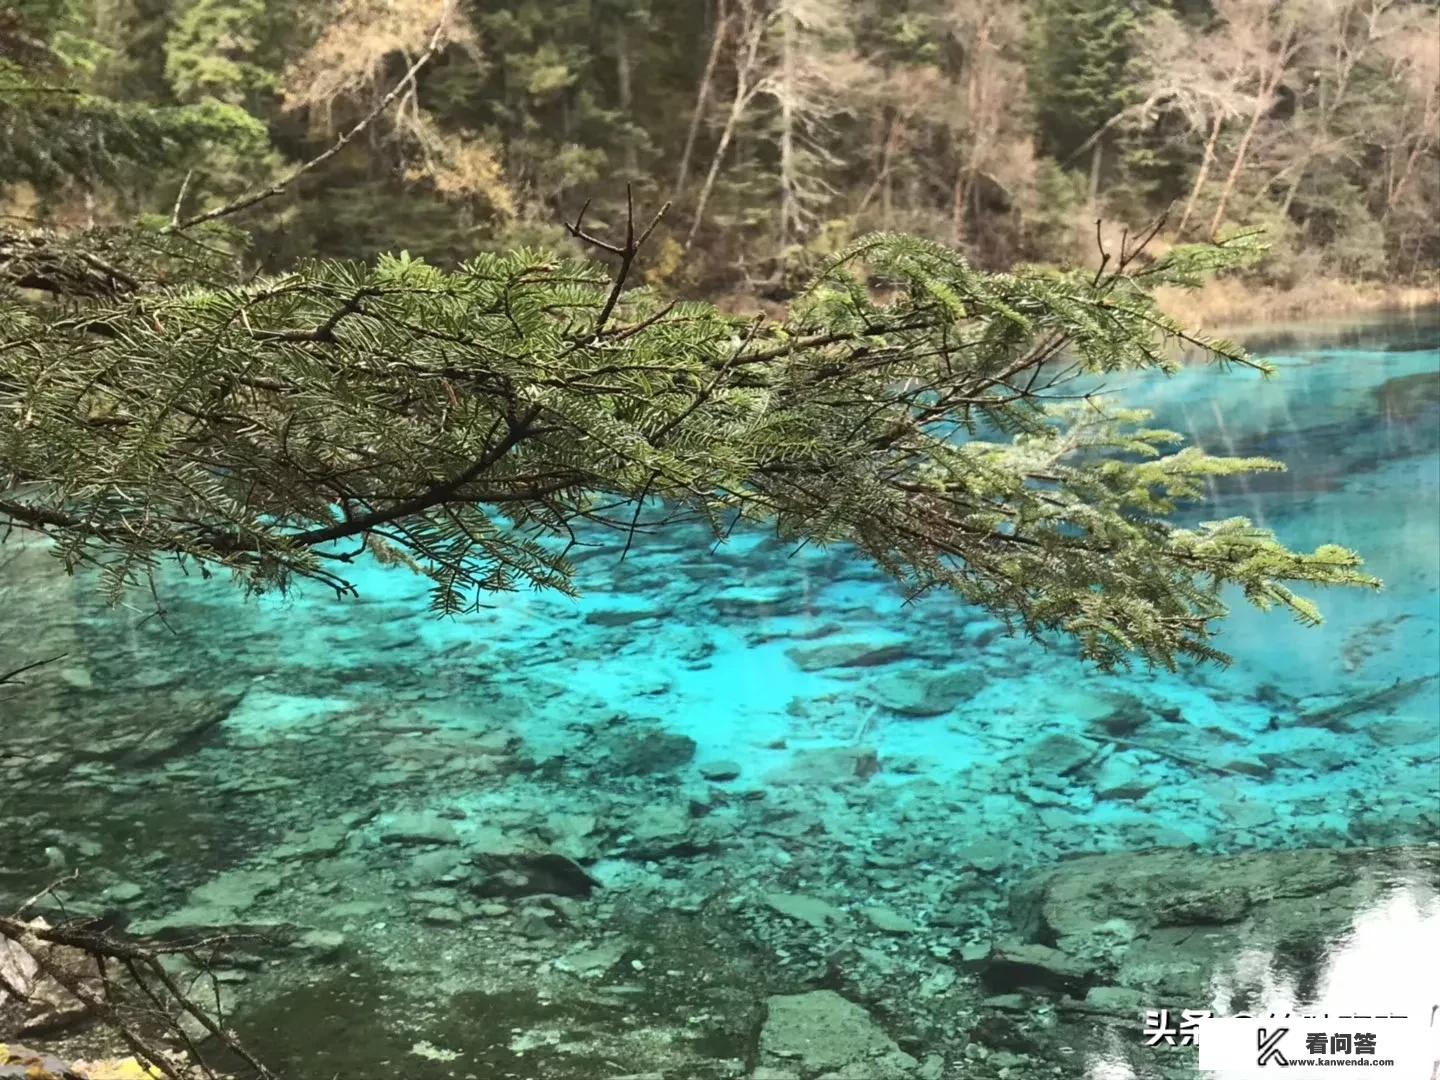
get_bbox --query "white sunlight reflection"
[1205,878,1440,1079]
[1080,871,1440,1079]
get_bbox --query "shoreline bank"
[1156,277,1439,336]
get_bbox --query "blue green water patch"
[1,312,1436,1078]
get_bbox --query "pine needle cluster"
[0,221,1377,668]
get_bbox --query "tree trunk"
[1208,29,1295,238]
[1384,138,1428,219]
[777,3,796,255]
[952,168,969,248]
[687,97,742,250]
[673,0,728,200]
[880,127,894,226]
[855,107,897,224]
[1207,90,1267,238]
[685,13,763,250]
[1087,138,1103,205]
[1177,114,1222,236]
[616,20,637,177]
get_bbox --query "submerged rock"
[619,801,716,859]
[554,938,628,976]
[1017,845,1440,997]
[699,760,742,781]
[421,906,464,927]
[605,728,698,775]
[785,641,911,672]
[295,929,346,958]
[978,941,1098,996]
[954,839,1014,872]
[1044,687,1151,737]
[994,845,1440,1073]
[407,847,466,884]
[1368,717,1440,747]
[1154,887,1251,926]
[1024,733,1099,777]
[758,990,918,1077]
[130,867,282,935]
[1090,755,1156,801]
[101,882,143,904]
[769,746,879,785]
[378,812,460,846]
[1082,985,1145,1013]
[863,905,921,934]
[470,851,601,899]
[764,892,848,929]
[865,668,987,717]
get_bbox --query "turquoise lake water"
[1,311,1437,1078]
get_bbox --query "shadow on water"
[220,907,768,1079]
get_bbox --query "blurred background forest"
[3,0,1437,316]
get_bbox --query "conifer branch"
[0,227,1370,664]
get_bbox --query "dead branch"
[0,912,280,1080]
[0,653,66,689]
[169,3,457,232]
[563,184,670,335]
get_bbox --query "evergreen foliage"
[1027,0,1137,161]
[0,0,1402,670]
[0,0,269,194]
[0,212,1377,669]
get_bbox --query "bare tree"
[1133,10,1250,236]
[1271,0,1399,216]
[684,0,767,250]
[1375,7,1440,218]
[771,0,869,255]
[1205,0,1306,237]
[939,0,1032,249]
[674,0,730,200]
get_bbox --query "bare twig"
[1089,733,1249,778]
[1091,218,1110,287]
[0,913,280,1079]
[563,184,670,335]
[0,653,66,688]
[14,871,80,916]
[170,170,194,229]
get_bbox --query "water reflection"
[1079,866,1439,1079]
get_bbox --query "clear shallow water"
[1,311,1437,1079]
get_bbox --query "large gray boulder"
[1010,845,1440,1003]
[0,919,101,1037]
[865,668,987,717]
[757,990,918,1078]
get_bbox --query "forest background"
[3,0,1438,323]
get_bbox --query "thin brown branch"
[0,652,67,688]
[563,184,670,335]
[169,5,455,232]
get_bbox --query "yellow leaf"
[72,1057,164,1080]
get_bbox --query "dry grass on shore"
[1157,277,1439,332]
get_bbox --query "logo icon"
[1257,1027,1291,1067]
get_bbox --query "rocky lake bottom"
[2,312,1438,1079]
